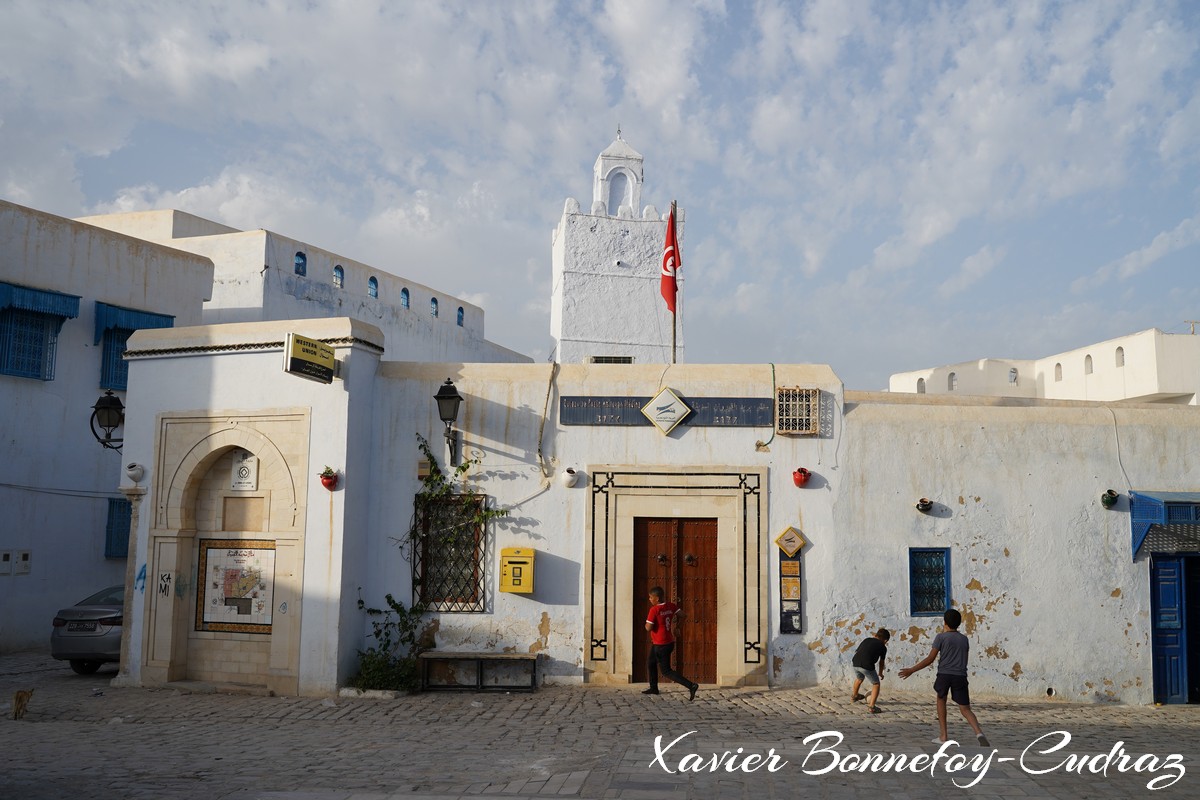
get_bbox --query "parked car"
[50,585,124,674]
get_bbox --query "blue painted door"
[1151,556,1187,704]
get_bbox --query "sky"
[2,0,1198,390]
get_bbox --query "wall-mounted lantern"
[434,378,463,466]
[90,390,125,451]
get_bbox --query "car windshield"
[78,586,124,606]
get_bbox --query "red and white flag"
[661,204,681,313]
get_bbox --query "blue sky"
[2,1,1198,389]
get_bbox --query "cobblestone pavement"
[2,650,1197,799]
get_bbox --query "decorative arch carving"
[162,425,298,531]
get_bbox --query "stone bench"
[418,650,538,692]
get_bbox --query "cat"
[11,688,33,720]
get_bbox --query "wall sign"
[776,527,807,634]
[230,449,258,491]
[561,396,773,427]
[283,332,335,384]
[641,388,691,435]
[195,539,276,634]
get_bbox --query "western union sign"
[283,333,336,384]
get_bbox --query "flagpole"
[671,200,677,364]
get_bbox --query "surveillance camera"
[125,463,145,482]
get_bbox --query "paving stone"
[0,650,1196,798]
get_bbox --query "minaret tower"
[550,132,684,364]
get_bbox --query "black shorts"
[934,673,971,706]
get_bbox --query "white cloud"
[938,245,1006,299]
[1,0,1198,389]
[1073,213,1200,292]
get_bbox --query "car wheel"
[69,659,102,675]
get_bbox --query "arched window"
[294,252,307,276]
[607,171,630,214]
[457,307,464,327]
[1115,346,1125,367]
[430,297,439,317]
[1084,354,1093,375]
[916,378,926,394]
[400,288,410,309]
[367,276,378,298]
[1055,363,1062,382]
[948,372,958,391]
[1008,368,1018,385]
[333,265,344,289]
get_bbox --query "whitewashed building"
[889,328,1200,404]
[114,314,1200,704]
[77,209,529,365]
[10,137,1200,707]
[0,199,214,651]
[551,134,684,364]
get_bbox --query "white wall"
[0,200,214,651]
[550,206,683,364]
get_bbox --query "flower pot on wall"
[792,468,811,487]
[320,472,338,490]
[1101,489,1119,509]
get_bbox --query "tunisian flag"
[661,203,681,313]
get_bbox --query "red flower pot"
[792,468,811,487]
[320,473,338,490]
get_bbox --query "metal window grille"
[100,328,133,390]
[0,309,59,380]
[909,548,950,615]
[105,498,132,558]
[589,355,633,364]
[775,387,819,435]
[411,494,487,612]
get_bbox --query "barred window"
[775,387,819,435]
[105,498,133,559]
[411,494,487,612]
[0,309,63,380]
[909,547,950,616]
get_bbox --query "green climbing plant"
[405,433,507,612]
[351,592,428,692]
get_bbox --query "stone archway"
[140,411,309,696]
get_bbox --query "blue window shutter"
[105,498,132,558]
[93,302,173,345]
[0,282,80,318]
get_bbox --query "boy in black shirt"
[850,628,890,713]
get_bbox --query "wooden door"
[632,518,717,684]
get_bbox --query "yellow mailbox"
[499,547,535,594]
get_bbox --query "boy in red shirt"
[644,586,699,701]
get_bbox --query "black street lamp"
[434,378,463,466]
[90,390,125,451]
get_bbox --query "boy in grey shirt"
[898,609,990,746]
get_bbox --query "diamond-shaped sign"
[641,387,691,435]
[774,526,807,557]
